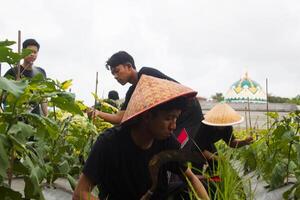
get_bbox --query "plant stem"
[8,148,15,188]
[53,105,57,121]
[286,141,293,184]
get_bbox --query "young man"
[192,103,253,168]
[3,39,48,116]
[74,75,209,200]
[90,51,203,151]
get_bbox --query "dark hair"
[108,90,119,100]
[123,96,188,127]
[22,39,40,50]
[105,51,136,70]
[149,96,188,116]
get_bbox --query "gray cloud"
[1,0,299,105]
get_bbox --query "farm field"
[1,40,299,199]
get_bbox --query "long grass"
[187,141,253,200]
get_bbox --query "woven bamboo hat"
[121,75,197,124]
[202,103,244,126]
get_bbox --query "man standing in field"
[3,38,48,116]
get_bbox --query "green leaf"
[51,92,82,115]
[0,120,8,133]
[58,160,70,175]
[0,40,16,46]
[13,159,30,176]
[272,125,286,139]
[61,79,73,90]
[8,122,35,144]
[24,175,45,200]
[0,186,23,200]
[43,117,60,139]
[8,135,27,152]
[23,155,45,200]
[0,137,9,178]
[270,162,286,189]
[295,143,300,163]
[0,77,28,97]
[20,113,59,140]
[67,174,77,191]
[281,130,294,139]
[295,184,300,199]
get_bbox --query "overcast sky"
[1,0,299,106]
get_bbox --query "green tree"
[288,95,300,105]
[211,93,224,102]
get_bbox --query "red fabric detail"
[177,128,189,145]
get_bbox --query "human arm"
[41,100,48,116]
[202,149,218,161]
[185,167,210,200]
[229,136,253,148]
[88,109,125,124]
[73,173,98,200]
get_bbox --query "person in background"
[103,90,120,108]
[3,38,48,116]
[73,75,209,200]
[192,103,253,171]
[89,51,204,153]
[108,90,119,101]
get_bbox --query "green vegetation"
[268,94,300,105]
[0,40,114,199]
[1,39,299,200]
[211,93,225,102]
[236,111,300,199]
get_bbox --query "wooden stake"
[247,97,252,135]
[266,78,269,131]
[16,30,21,80]
[93,72,99,119]
[245,106,248,134]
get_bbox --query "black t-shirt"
[193,123,235,153]
[121,67,176,110]
[83,126,185,200]
[4,66,47,115]
[121,67,204,146]
[4,66,46,79]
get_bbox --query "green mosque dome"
[225,72,267,103]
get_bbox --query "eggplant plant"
[0,40,113,199]
[237,111,300,199]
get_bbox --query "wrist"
[147,189,154,196]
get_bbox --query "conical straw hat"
[121,75,197,124]
[202,103,244,126]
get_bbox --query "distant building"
[224,72,267,103]
[198,72,298,129]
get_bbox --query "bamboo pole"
[266,78,269,131]
[245,106,248,135]
[16,30,21,80]
[247,97,252,129]
[93,72,99,119]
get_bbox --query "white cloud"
[1,0,299,105]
